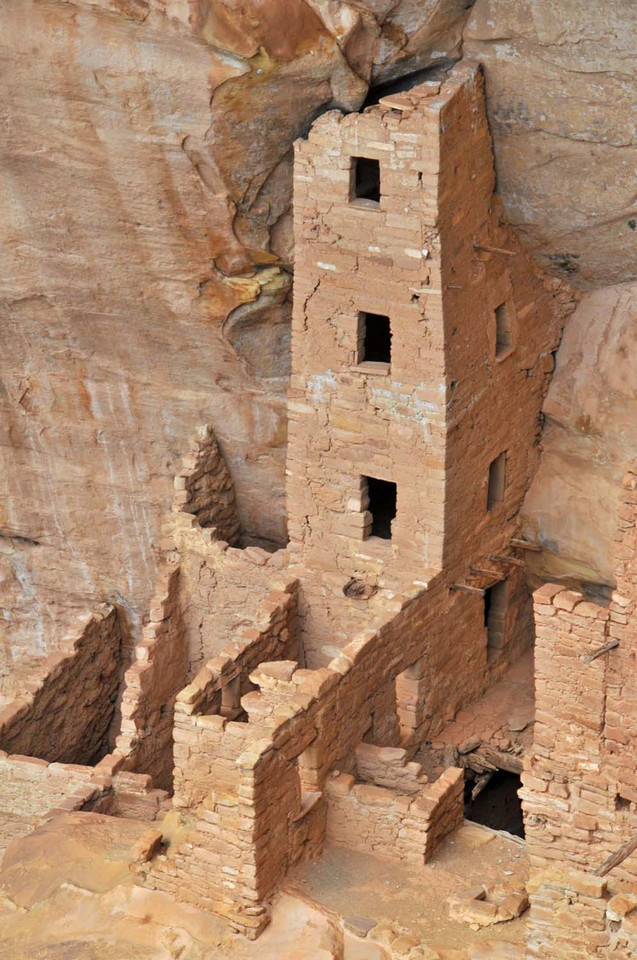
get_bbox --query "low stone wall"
[0,751,107,850]
[354,743,426,794]
[526,870,637,960]
[325,763,463,863]
[0,605,124,764]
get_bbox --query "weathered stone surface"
[0,0,480,666]
[522,283,637,585]
[464,0,637,289]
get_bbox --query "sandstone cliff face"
[0,0,476,672]
[464,0,637,290]
[522,283,637,587]
[0,0,633,670]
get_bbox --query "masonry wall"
[437,78,567,574]
[325,746,463,863]
[523,474,637,882]
[288,93,447,596]
[0,605,124,764]
[169,512,286,681]
[0,751,107,850]
[146,574,497,935]
[116,565,187,791]
[287,64,571,669]
[174,424,241,546]
[523,468,637,958]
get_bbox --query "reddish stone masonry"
[1,60,596,956]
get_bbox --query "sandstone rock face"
[1,0,634,671]
[464,0,637,289]
[0,0,476,668]
[522,283,637,586]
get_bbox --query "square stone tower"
[287,63,563,664]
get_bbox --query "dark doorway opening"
[353,157,381,203]
[466,769,525,838]
[364,476,397,540]
[484,579,507,661]
[359,312,391,364]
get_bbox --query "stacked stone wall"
[523,468,637,957]
[0,605,124,764]
[174,425,241,546]
[169,512,286,680]
[116,565,187,791]
[325,761,463,863]
[523,470,637,884]
[0,751,107,850]
[146,577,485,935]
[287,63,571,667]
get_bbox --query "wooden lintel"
[510,538,542,552]
[470,567,505,579]
[490,554,525,567]
[474,243,516,257]
[451,583,485,596]
[464,745,524,776]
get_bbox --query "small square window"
[495,301,513,358]
[487,452,506,511]
[362,476,396,540]
[358,312,391,364]
[352,157,381,204]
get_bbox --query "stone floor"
[0,811,527,960]
[286,825,528,957]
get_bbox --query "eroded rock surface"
[464,0,637,289]
[0,0,477,659]
[1,0,634,678]
[522,283,637,586]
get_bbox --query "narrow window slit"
[485,579,507,662]
[495,301,513,358]
[487,451,506,511]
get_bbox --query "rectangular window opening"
[352,156,381,204]
[362,475,396,540]
[485,580,508,662]
[495,301,513,358]
[358,312,391,365]
[487,451,506,512]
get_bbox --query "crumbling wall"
[523,471,637,883]
[116,565,187,791]
[169,513,285,680]
[325,751,463,863]
[174,425,241,546]
[145,575,485,935]
[0,751,107,849]
[0,605,124,764]
[523,469,637,957]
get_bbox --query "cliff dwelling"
[1,3,636,959]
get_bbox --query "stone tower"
[287,63,562,665]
